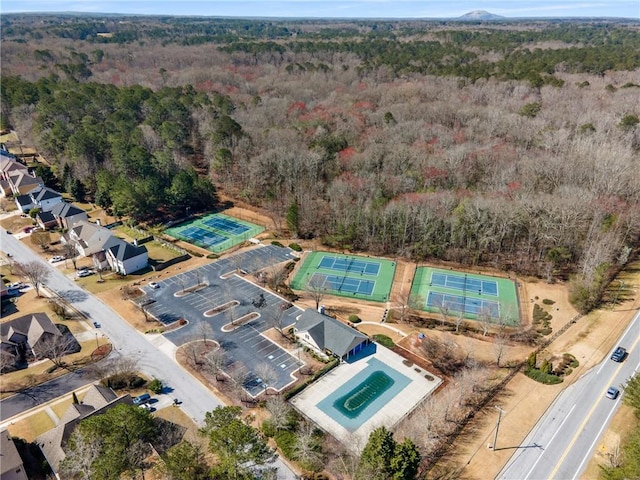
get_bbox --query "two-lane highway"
[498,310,640,480]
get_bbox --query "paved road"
[0,368,99,421]
[498,310,640,480]
[1,230,297,479]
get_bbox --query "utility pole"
[493,406,504,451]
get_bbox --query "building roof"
[36,386,132,473]
[50,201,85,218]
[0,313,61,352]
[15,194,32,207]
[8,170,42,190]
[31,186,62,202]
[0,429,25,476]
[295,309,368,358]
[37,211,56,224]
[106,241,148,262]
[67,220,120,256]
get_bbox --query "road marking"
[571,400,620,480]
[523,404,576,479]
[550,330,640,479]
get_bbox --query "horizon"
[2,1,639,19]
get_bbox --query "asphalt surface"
[0,230,298,479]
[143,246,303,396]
[498,310,640,480]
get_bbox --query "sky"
[1,0,639,18]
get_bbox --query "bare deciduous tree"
[15,261,50,297]
[0,350,16,373]
[205,345,227,382]
[307,275,328,310]
[294,421,323,470]
[255,363,278,395]
[30,231,51,250]
[265,395,292,431]
[39,329,78,370]
[228,362,249,401]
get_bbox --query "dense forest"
[1,15,639,312]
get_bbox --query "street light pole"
[493,406,504,451]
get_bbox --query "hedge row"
[284,359,339,400]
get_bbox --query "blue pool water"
[316,357,411,432]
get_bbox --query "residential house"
[0,313,63,364]
[62,220,149,274]
[294,308,370,361]
[36,385,132,476]
[7,170,43,196]
[50,202,88,230]
[0,429,28,480]
[105,242,149,275]
[30,187,63,212]
[36,211,58,230]
[62,220,123,257]
[13,194,33,213]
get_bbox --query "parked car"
[8,282,23,290]
[50,255,65,263]
[611,346,626,362]
[149,281,160,289]
[93,321,101,328]
[606,386,620,399]
[23,226,33,233]
[76,269,94,278]
[133,393,151,405]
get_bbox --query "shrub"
[373,334,395,348]
[271,241,284,247]
[274,430,296,460]
[519,102,542,118]
[525,367,563,385]
[542,299,555,305]
[262,419,276,438]
[148,378,163,394]
[527,352,537,369]
[288,243,302,252]
[348,314,361,323]
[129,376,146,388]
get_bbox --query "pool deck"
[291,345,442,451]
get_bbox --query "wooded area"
[1,15,639,313]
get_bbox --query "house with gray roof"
[36,210,57,230]
[0,429,28,480]
[0,313,68,371]
[50,202,88,230]
[105,241,149,275]
[36,385,132,475]
[294,308,369,360]
[29,187,63,212]
[62,220,148,275]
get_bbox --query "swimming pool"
[316,357,411,432]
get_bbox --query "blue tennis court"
[181,226,227,247]
[311,273,375,296]
[202,216,251,235]
[431,272,498,296]
[318,255,381,276]
[427,292,500,317]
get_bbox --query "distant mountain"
[458,10,504,21]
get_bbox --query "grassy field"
[7,410,56,442]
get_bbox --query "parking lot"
[142,245,304,396]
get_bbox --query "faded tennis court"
[410,267,520,325]
[290,252,396,302]
[164,213,264,253]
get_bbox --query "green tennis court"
[290,251,396,302]
[410,267,520,325]
[164,213,264,253]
